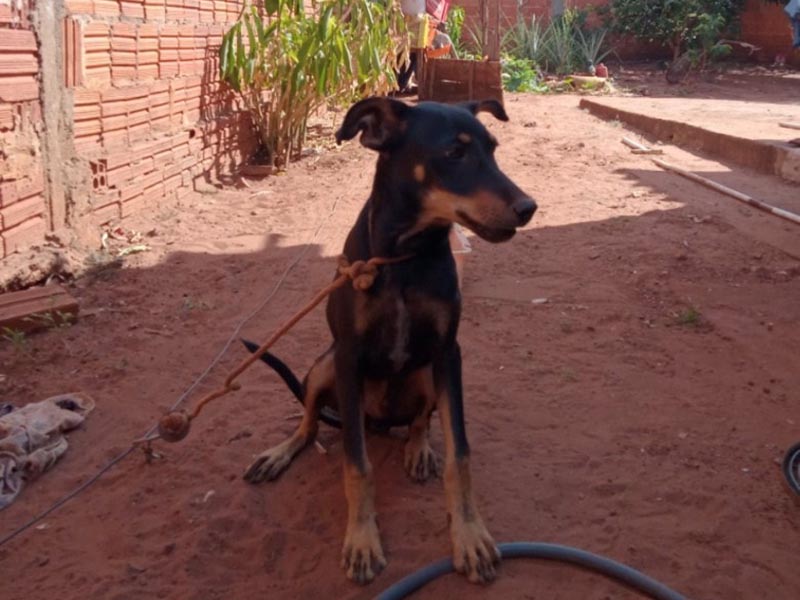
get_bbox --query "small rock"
[531,298,548,305]
[163,543,177,556]
[126,563,147,576]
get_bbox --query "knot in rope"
[337,255,381,291]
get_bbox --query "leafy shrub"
[501,56,548,92]
[609,0,745,62]
[220,0,407,168]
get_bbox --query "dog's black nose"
[512,198,537,224]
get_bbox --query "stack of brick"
[63,0,257,225]
[0,1,48,260]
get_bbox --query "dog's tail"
[241,339,342,429]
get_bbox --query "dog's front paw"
[404,439,440,483]
[243,445,293,483]
[450,518,500,584]
[341,518,386,584]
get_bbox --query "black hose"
[783,441,800,495]
[375,542,689,600]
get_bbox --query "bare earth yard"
[2,83,799,599]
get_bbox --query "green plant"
[501,55,548,92]
[25,310,75,330]
[544,12,580,75]
[609,0,745,62]
[503,14,548,66]
[446,5,467,57]
[2,327,28,354]
[220,0,408,168]
[574,27,612,72]
[676,307,702,326]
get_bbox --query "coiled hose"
[375,542,689,600]
[784,441,800,496]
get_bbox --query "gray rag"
[0,393,94,510]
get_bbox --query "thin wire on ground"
[0,192,341,549]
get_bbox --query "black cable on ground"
[784,441,800,495]
[375,542,689,600]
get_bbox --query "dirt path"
[1,93,799,600]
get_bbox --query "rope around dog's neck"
[136,254,411,447]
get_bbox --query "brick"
[65,0,95,13]
[91,200,121,224]
[137,64,159,80]
[16,172,44,201]
[94,1,121,17]
[63,17,84,88]
[0,104,13,130]
[84,66,112,85]
[0,180,18,207]
[0,285,78,333]
[73,102,102,121]
[73,117,102,137]
[84,51,112,67]
[1,215,46,256]
[106,164,132,186]
[120,1,145,18]
[0,76,39,102]
[0,30,37,52]
[0,54,39,76]
[1,196,44,230]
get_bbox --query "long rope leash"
[0,193,343,548]
[139,253,411,447]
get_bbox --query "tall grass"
[504,9,613,76]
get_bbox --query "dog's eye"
[445,145,466,160]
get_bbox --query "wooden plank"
[0,285,79,334]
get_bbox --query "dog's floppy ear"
[459,99,509,122]
[335,97,410,151]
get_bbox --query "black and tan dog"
[243,97,536,585]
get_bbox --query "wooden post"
[486,0,500,61]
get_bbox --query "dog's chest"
[361,292,450,373]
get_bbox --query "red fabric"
[426,0,450,22]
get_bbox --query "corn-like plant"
[220,0,408,168]
[503,14,547,66]
[574,27,613,72]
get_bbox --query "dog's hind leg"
[244,348,334,483]
[435,343,500,584]
[336,344,386,584]
[403,366,440,483]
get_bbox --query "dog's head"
[336,97,536,243]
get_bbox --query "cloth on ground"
[0,393,94,510]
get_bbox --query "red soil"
[1,88,799,599]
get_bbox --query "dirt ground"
[2,75,800,600]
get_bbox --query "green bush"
[501,56,548,92]
[609,0,745,62]
[220,0,408,168]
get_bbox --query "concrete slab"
[580,96,800,184]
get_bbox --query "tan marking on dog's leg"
[438,396,499,584]
[404,367,440,482]
[341,461,386,584]
[413,164,426,182]
[243,353,332,483]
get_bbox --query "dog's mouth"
[456,211,516,243]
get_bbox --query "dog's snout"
[512,198,537,225]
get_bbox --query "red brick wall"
[456,0,798,63]
[740,0,798,66]
[62,0,258,226]
[0,1,48,260]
